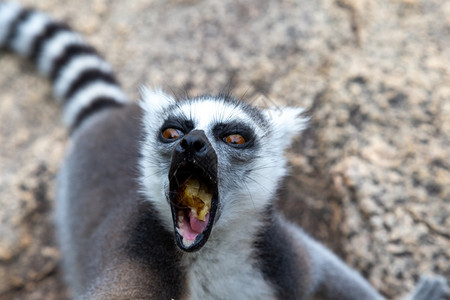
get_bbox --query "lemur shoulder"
[0,2,449,300]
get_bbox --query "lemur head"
[139,87,308,252]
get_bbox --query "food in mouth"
[177,178,212,221]
[174,177,214,248]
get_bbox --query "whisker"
[142,169,166,179]
[242,180,256,209]
[243,174,272,194]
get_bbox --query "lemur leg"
[295,230,385,300]
[297,230,450,300]
[405,276,450,300]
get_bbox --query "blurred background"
[0,0,449,299]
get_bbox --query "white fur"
[262,106,309,150]
[11,11,50,56]
[178,99,259,135]
[38,30,84,75]
[139,86,176,128]
[0,2,22,45]
[139,153,173,230]
[183,216,276,300]
[63,81,127,127]
[53,54,112,99]
[138,87,177,229]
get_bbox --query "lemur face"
[139,88,308,251]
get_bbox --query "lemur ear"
[262,106,309,150]
[139,86,176,115]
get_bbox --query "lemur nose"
[178,130,209,156]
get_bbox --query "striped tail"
[0,2,128,129]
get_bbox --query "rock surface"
[0,0,449,299]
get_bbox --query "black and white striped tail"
[0,2,128,129]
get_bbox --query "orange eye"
[225,134,246,145]
[162,128,183,140]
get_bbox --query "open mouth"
[169,162,218,252]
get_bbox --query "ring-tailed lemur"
[1,2,449,300]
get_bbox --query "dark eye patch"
[213,122,256,148]
[159,118,194,142]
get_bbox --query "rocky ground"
[0,0,449,299]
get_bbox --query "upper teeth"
[177,211,184,225]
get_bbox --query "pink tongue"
[189,211,210,233]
